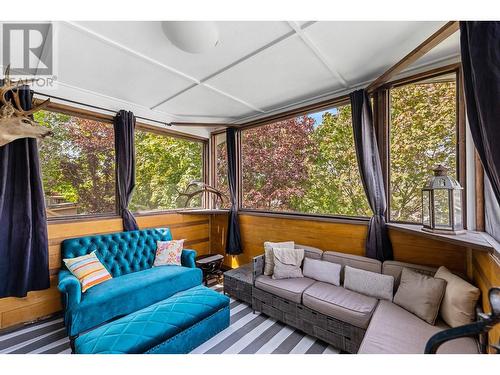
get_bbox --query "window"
[214,132,230,209]
[35,110,116,217]
[130,128,204,212]
[241,105,371,217]
[389,73,458,223]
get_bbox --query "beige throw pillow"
[272,247,304,280]
[434,266,481,327]
[344,265,394,301]
[393,267,446,325]
[263,241,294,276]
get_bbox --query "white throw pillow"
[272,247,304,280]
[344,265,394,301]
[263,241,294,276]
[302,258,341,286]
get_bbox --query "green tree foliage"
[35,110,115,215]
[237,80,456,221]
[299,106,372,216]
[35,79,456,222]
[130,129,203,212]
[390,81,456,222]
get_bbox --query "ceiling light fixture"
[161,21,219,54]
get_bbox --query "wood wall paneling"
[472,252,500,352]
[211,213,468,274]
[0,213,210,330]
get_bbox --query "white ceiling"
[2,21,460,138]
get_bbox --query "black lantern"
[421,165,465,235]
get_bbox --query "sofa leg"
[69,335,78,354]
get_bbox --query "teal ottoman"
[74,285,230,354]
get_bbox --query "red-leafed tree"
[241,116,317,210]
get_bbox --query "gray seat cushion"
[302,282,378,329]
[255,275,315,303]
[358,300,479,354]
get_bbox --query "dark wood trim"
[366,21,459,93]
[475,151,485,232]
[373,89,390,221]
[47,213,121,224]
[202,140,210,208]
[36,99,208,142]
[135,122,208,142]
[238,209,370,225]
[36,100,115,123]
[385,63,461,90]
[456,65,468,228]
[47,208,211,225]
[236,95,351,131]
[387,223,494,253]
[171,122,228,128]
[384,66,465,224]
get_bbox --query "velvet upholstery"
[58,228,200,337]
[75,285,230,354]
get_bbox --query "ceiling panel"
[73,21,294,81]
[205,34,342,111]
[154,85,257,119]
[303,21,454,85]
[56,23,193,108]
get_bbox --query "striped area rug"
[0,281,339,354]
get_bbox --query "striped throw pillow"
[63,251,112,292]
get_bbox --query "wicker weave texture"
[252,286,366,353]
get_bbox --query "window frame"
[382,64,466,226]
[235,97,373,220]
[216,63,468,225]
[131,123,208,215]
[35,100,209,223]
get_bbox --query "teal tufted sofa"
[58,228,202,339]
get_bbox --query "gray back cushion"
[382,260,437,293]
[322,251,382,283]
[295,244,323,260]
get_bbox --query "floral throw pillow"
[153,239,185,267]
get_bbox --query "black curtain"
[225,128,242,255]
[350,89,393,261]
[0,85,50,298]
[114,110,138,231]
[460,21,500,207]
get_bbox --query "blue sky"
[310,107,338,128]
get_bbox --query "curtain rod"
[33,92,172,127]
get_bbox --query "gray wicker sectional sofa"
[252,245,479,354]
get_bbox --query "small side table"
[223,263,253,304]
[195,254,224,286]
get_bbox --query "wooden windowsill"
[387,223,496,253]
[178,209,230,215]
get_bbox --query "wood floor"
[0,281,339,355]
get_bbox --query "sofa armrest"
[181,249,197,268]
[253,254,265,285]
[58,269,82,309]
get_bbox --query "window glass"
[131,129,204,212]
[241,105,371,217]
[389,74,457,222]
[35,110,116,217]
[214,132,230,209]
